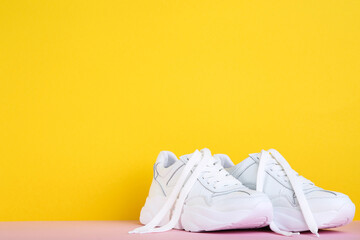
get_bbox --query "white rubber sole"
[181,200,273,232]
[274,200,356,232]
[140,195,273,232]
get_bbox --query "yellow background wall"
[1,0,359,221]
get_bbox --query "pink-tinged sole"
[1,220,360,240]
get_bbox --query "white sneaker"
[130,148,273,233]
[215,149,356,236]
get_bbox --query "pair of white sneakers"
[129,148,355,236]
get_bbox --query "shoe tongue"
[179,153,193,163]
[249,152,260,162]
[180,148,211,163]
[200,148,212,156]
[250,151,278,164]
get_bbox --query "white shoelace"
[256,149,319,237]
[201,155,242,189]
[129,149,239,234]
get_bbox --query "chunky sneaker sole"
[140,189,273,232]
[272,193,355,232]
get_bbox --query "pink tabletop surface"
[0,220,359,240]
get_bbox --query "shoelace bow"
[256,149,319,237]
[129,149,239,234]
